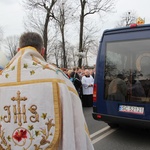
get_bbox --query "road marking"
[90,126,117,144]
[90,126,110,138]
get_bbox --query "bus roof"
[103,24,150,35]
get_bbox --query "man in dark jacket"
[70,67,82,98]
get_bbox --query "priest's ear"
[41,47,45,57]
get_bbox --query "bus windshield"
[104,39,150,103]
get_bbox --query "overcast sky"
[0,0,150,38]
[0,0,25,37]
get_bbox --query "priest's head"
[19,32,45,56]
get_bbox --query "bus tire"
[108,123,119,128]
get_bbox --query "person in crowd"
[0,32,94,150]
[70,67,82,96]
[108,74,127,101]
[76,67,82,80]
[61,67,69,78]
[81,69,94,107]
[67,69,73,79]
[132,79,146,97]
[80,66,85,77]
[129,74,146,98]
[81,71,85,77]
[91,66,96,79]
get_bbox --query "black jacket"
[70,72,81,90]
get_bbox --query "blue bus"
[93,24,150,128]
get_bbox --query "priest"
[0,32,94,150]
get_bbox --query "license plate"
[119,105,144,115]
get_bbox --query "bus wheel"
[108,123,119,128]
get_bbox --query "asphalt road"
[83,107,150,150]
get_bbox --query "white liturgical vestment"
[0,46,94,150]
[82,75,94,95]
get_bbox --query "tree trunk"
[78,0,85,67]
[61,26,67,68]
[43,13,50,61]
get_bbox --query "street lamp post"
[126,12,131,26]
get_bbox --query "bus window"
[104,39,150,103]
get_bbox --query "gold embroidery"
[45,82,61,150]
[40,136,50,145]
[45,119,55,133]
[12,127,32,149]
[43,64,51,70]
[33,62,37,66]
[22,104,27,123]
[0,125,11,150]
[28,105,39,123]
[0,125,7,146]
[41,113,47,119]
[5,55,16,70]
[3,106,11,123]
[31,55,56,72]
[0,87,61,150]
[17,55,23,82]
[13,105,17,123]
[0,70,3,75]
[30,70,35,75]
[0,79,63,149]
[11,66,15,71]
[11,91,27,126]
[23,64,28,69]
[0,116,56,150]
[5,74,9,78]
[31,55,41,64]
[0,78,78,95]
[34,118,55,149]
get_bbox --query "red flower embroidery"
[13,129,27,142]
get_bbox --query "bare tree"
[78,0,115,67]
[81,25,99,66]
[4,36,19,59]
[23,0,115,68]
[116,11,137,27]
[51,0,74,68]
[65,42,79,68]
[24,12,45,35]
[51,42,61,67]
[23,0,57,60]
[53,2,67,68]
